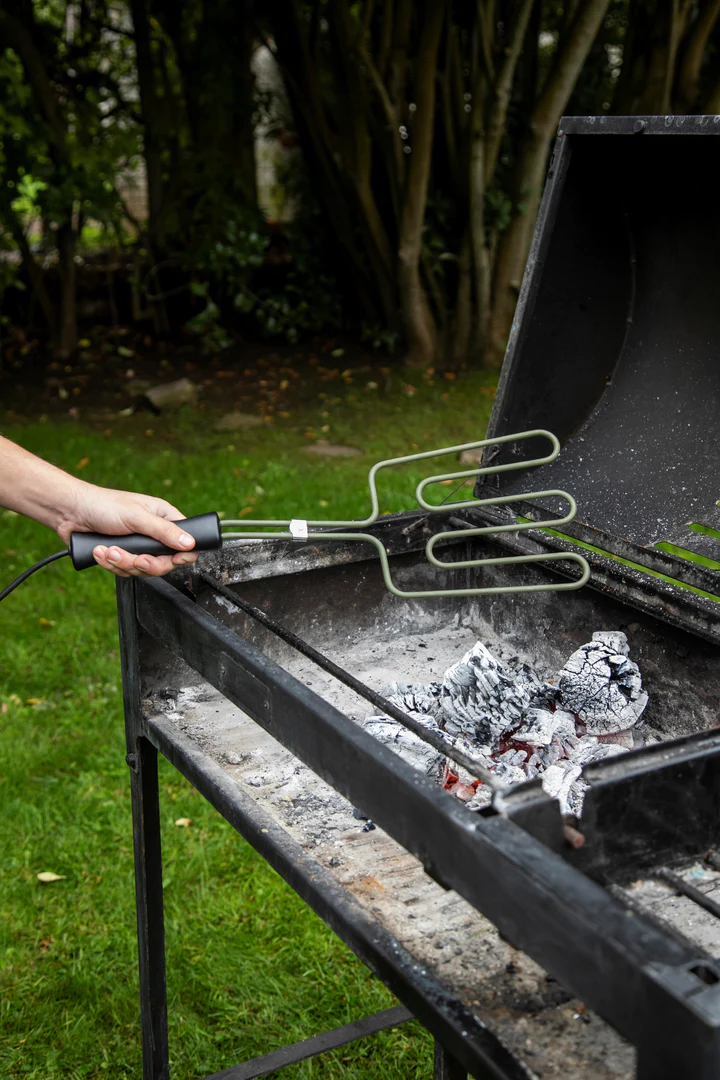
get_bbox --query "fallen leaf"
[1,703,7,714]
[38,618,55,628]
[237,507,254,518]
[76,456,90,470]
[117,346,134,358]
[26,698,45,706]
[78,338,91,348]
[174,817,193,828]
[37,872,66,883]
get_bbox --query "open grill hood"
[479,115,720,632]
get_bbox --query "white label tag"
[289,519,309,542]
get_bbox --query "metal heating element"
[221,428,590,598]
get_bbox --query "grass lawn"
[0,367,496,1079]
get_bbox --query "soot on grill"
[364,631,649,816]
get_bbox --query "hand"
[56,483,198,578]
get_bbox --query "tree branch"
[485,0,536,185]
[0,10,67,161]
[532,0,610,135]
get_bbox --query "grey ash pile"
[364,631,649,816]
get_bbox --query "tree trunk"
[634,0,690,113]
[0,186,57,333]
[469,107,490,357]
[156,0,257,208]
[267,0,393,325]
[675,0,720,111]
[487,0,610,367]
[484,0,536,185]
[398,0,444,368]
[705,72,720,112]
[14,232,57,333]
[129,0,167,252]
[56,224,77,358]
[452,231,473,367]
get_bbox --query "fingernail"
[136,558,151,572]
[94,545,107,560]
[107,547,122,564]
[178,532,194,549]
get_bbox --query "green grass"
[0,369,496,1079]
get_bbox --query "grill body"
[118,117,720,1080]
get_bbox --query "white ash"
[364,631,648,817]
[558,632,648,733]
[364,715,447,782]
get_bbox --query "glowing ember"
[365,631,649,816]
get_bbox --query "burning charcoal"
[363,716,446,779]
[363,630,649,819]
[597,729,636,749]
[439,642,544,746]
[557,631,648,733]
[386,681,442,720]
[492,759,528,786]
[542,763,586,816]
[510,707,576,748]
[466,786,494,811]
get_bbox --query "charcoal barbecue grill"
[118,115,720,1080]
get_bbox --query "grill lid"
[485,116,720,566]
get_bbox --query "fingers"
[93,545,198,578]
[131,509,196,553]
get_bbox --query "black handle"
[69,512,222,571]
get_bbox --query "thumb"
[131,511,196,552]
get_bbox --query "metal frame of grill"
[118,529,720,1079]
[117,115,720,1080]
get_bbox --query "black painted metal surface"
[139,681,533,1080]
[484,117,720,568]
[117,579,170,1080]
[201,1006,413,1080]
[133,574,720,1078]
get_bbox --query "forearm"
[0,434,196,578]
[0,435,82,533]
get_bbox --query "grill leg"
[434,1041,467,1080]
[118,579,170,1080]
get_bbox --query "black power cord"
[0,512,221,605]
[0,550,69,604]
